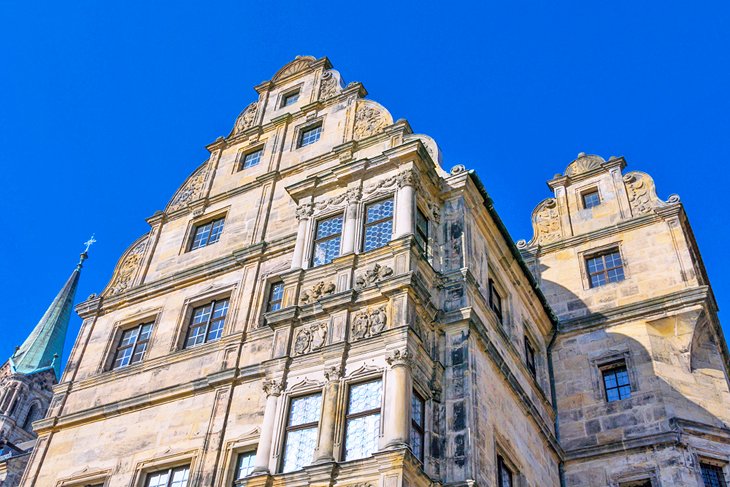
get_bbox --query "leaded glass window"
[489,279,503,323]
[582,189,601,209]
[145,465,190,487]
[497,456,513,487]
[701,463,727,487]
[281,393,322,473]
[415,207,429,254]
[112,322,153,369]
[190,217,225,251]
[267,282,284,312]
[184,299,229,348]
[235,451,256,480]
[312,215,343,267]
[410,391,425,462]
[299,124,322,147]
[524,336,536,379]
[363,198,394,252]
[602,363,631,402]
[586,250,625,288]
[344,380,382,461]
[240,148,263,170]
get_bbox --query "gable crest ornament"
[353,100,392,141]
[103,235,149,297]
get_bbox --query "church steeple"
[8,237,94,379]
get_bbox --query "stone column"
[393,170,417,239]
[291,204,313,270]
[340,188,361,255]
[383,349,412,449]
[314,366,342,463]
[252,379,283,474]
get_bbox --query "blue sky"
[1,1,729,366]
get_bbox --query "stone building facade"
[13,56,730,487]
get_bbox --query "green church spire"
[9,237,94,379]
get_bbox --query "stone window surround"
[493,432,525,487]
[219,431,259,487]
[610,467,660,486]
[169,284,238,353]
[235,143,266,172]
[277,82,305,110]
[130,449,198,487]
[577,241,629,292]
[291,115,326,151]
[589,350,638,403]
[575,181,602,211]
[54,468,112,487]
[255,271,290,327]
[97,309,163,374]
[487,273,509,329]
[178,207,230,256]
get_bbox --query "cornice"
[563,430,680,461]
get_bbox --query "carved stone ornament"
[350,306,388,340]
[353,100,391,141]
[293,322,328,355]
[103,236,149,296]
[427,201,441,224]
[323,365,343,381]
[272,55,316,81]
[234,101,258,134]
[354,263,394,290]
[396,169,419,189]
[300,281,336,304]
[262,379,283,396]
[667,194,681,204]
[386,348,412,368]
[564,153,605,177]
[532,198,561,245]
[295,203,314,221]
[318,70,341,101]
[167,162,210,213]
[450,164,466,175]
[623,171,662,216]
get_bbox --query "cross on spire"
[83,234,97,253]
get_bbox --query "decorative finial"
[83,234,97,253]
[78,234,96,268]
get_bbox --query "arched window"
[22,403,43,432]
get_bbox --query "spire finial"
[78,234,96,268]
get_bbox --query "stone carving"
[350,306,388,340]
[324,365,342,381]
[305,187,363,217]
[363,174,398,196]
[516,239,528,250]
[295,203,314,221]
[355,263,394,290]
[353,101,390,140]
[623,172,654,215]
[667,194,681,204]
[262,379,283,396]
[167,162,209,212]
[386,348,412,367]
[427,201,441,224]
[272,55,315,81]
[564,153,605,177]
[532,198,561,245]
[234,102,258,134]
[293,323,328,355]
[104,236,148,296]
[318,70,340,101]
[396,169,419,189]
[300,281,336,304]
[450,164,466,175]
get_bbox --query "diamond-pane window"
[410,391,425,462]
[312,215,343,267]
[363,199,394,252]
[145,466,190,487]
[299,124,322,147]
[267,282,284,312]
[586,250,625,288]
[344,380,382,461]
[240,148,263,170]
[582,190,601,209]
[701,463,728,487]
[112,322,154,370]
[235,451,256,480]
[602,363,631,402]
[282,393,321,473]
[184,299,229,349]
[190,217,225,251]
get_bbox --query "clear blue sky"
[1,2,729,366]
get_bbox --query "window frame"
[361,197,395,253]
[524,336,537,380]
[183,298,230,349]
[233,450,256,482]
[111,321,154,370]
[497,454,514,487]
[238,146,264,171]
[601,361,632,403]
[297,123,323,148]
[488,278,504,324]
[415,206,429,255]
[581,188,601,209]
[410,390,426,463]
[188,216,226,252]
[144,465,191,487]
[266,281,285,313]
[280,392,322,473]
[342,378,383,462]
[700,461,729,487]
[585,248,625,288]
[280,88,301,108]
[311,213,344,267]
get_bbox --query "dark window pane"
[701,463,728,487]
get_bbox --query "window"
[497,455,513,487]
[701,463,728,487]
[184,299,229,348]
[22,404,42,432]
[281,90,300,107]
[145,466,190,487]
[582,189,601,209]
[410,391,425,462]
[586,249,625,288]
[234,451,256,481]
[344,380,382,461]
[363,198,394,252]
[112,322,153,369]
[267,282,284,312]
[281,393,321,473]
[488,279,503,323]
[312,215,343,267]
[524,336,536,380]
[298,124,322,147]
[190,217,225,251]
[619,480,653,487]
[239,148,263,170]
[415,207,429,254]
[602,363,631,402]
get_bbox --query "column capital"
[345,186,362,204]
[323,365,343,382]
[262,379,284,397]
[396,169,419,189]
[295,203,314,221]
[386,349,412,369]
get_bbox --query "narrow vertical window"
[145,465,190,487]
[344,380,382,461]
[112,322,154,369]
[497,455,513,487]
[281,393,322,473]
[602,363,631,402]
[298,124,322,147]
[184,299,229,348]
[488,279,503,323]
[582,189,601,209]
[415,207,429,255]
[586,249,625,288]
[239,148,263,170]
[267,282,284,312]
[701,463,727,487]
[524,336,536,379]
[235,451,256,481]
[189,217,225,251]
[410,391,425,462]
[22,404,42,432]
[312,215,343,267]
[362,198,394,252]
